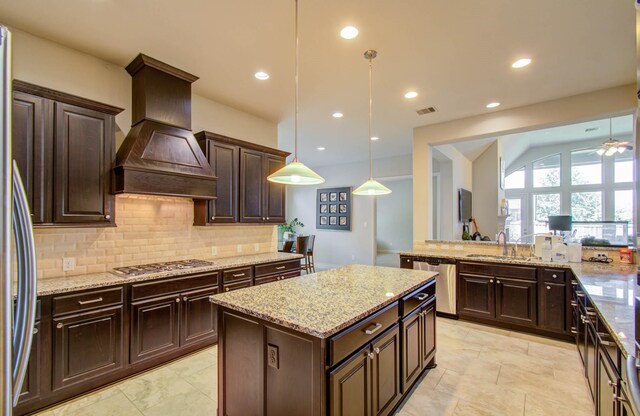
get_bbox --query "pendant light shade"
[267,160,324,185]
[354,50,391,196]
[267,0,324,186]
[353,179,392,195]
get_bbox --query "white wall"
[377,177,413,253]
[471,141,502,239]
[10,28,278,148]
[286,154,412,269]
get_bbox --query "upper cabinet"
[193,132,288,226]
[12,81,123,227]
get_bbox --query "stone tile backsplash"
[34,194,277,279]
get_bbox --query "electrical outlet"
[254,243,260,252]
[267,344,279,369]
[237,244,242,253]
[351,254,356,261]
[62,257,76,272]
[211,246,217,256]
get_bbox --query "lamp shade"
[267,161,325,185]
[353,179,391,196]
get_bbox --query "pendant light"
[353,50,391,196]
[267,0,324,185]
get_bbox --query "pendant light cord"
[368,53,373,179]
[293,0,299,162]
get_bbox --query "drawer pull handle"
[275,266,286,270]
[586,310,596,317]
[415,293,429,301]
[232,273,246,278]
[570,327,577,334]
[570,300,577,307]
[56,323,63,329]
[576,291,585,298]
[571,280,579,286]
[364,323,383,335]
[32,327,38,335]
[78,297,103,305]
[599,337,616,347]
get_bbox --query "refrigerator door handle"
[11,162,36,405]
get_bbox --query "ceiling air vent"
[416,106,437,115]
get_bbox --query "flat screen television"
[459,188,472,222]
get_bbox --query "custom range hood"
[114,54,216,199]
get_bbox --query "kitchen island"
[210,264,438,416]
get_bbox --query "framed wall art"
[316,186,351,231]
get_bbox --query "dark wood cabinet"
[12,91,51,224]
[371,325,401,416]
[12,81,122,227]
[263,154,286,223]
[130,294,181,364]
[53,102,114,224]
[586,319,597,400]
[240,148,266,223]
[495,277,537,327]
[52,305,124,391]
[329,346,372,416]
[401,310,422,392]
[17,322,41,404]
[458,273,495,319]
[598,346,618,416]
[540,282,566,332]
[180,286,219,347]
[421,300,436,367]
[400,256,414,269]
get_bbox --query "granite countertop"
[209,264,437,339]
[32,252,304,297]
[401,249,638,357]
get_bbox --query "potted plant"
[279,218,304,241]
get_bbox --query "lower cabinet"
[598,346,618,416]
[130,294,181,364]
[329,345,372,416]
[401,298,436,392]
[458,273,495,319]
[539,282,566,332]
[18,322,41,404]
[371,326,402,416]
[495,277,536,327]
[181,286,219,348]
[52,305,124,391]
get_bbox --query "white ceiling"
[0,0,634,167]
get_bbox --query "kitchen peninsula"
[210,265,437,416]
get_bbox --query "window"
[614,151,633,183]
[504,167,525,189]
[533,154,560,188]
[506,198,522,241]
[571,149,602,185]
[533,193,560,234]
[615,189,633,239]
[571,191,602,221]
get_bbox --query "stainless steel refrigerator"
[0,25,38,414]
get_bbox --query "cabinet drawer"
[401,281,436,318]
[130,272,219,301]
[222,279,252,293]
[542,268,566,283]
[53,287,123,316]
[222,267,253,283]
[458,261,536,281]
[255,259,300,277]
[329,301,399,366]
[254,275,279,286]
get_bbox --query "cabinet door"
[371,325,401,416]
[401,310,422,392]
[329,347,372,416]
[585,321,597,400]
[458,273,495,319]
[53,102,113,224]
[495,277,537,327]
[52,306,123,391]
[12,92,51,223]
[421,301,436,368]
[130,295,181,364]
[597,350,617,416]
[540,282,566,333]
[209,142,238,223]
[181,286,218,347]
[239,148,265,223]
[17,322,41,404]
[263,154,286,224]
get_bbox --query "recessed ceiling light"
[254,71,270,80]
[370,136,379,141]
[404,91,418,99]
[332,112,344,118]
[317,147,325,151]
[486,102,501,109]
[340,26,359,39]
[511,58,532,69]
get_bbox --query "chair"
[296,235,312,274]
[282,240,294,253]
[306,235,316,273]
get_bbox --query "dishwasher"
[413,257,457,317]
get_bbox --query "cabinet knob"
[175,298,180,303]
[211,216,215,221]
[56,323,63,329]
[367,352,375,360]
[225,287,230,292]
[552,274,557,278]
[183,296,188,302]
[262,217,266,221]
[546,285,551,290]
[266,217,270,220]
[105,214,111,220]
[496,280,501,284]
[33,327,38,335]
[490,279,494,283]
[374,347,381,355]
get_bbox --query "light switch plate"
[254,243,260,252]
[62,257,76,272]
[236,245,242,253]
[211,246,217,256]
[267,344,279,369]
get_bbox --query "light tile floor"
[35,318,593,416]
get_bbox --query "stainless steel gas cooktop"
[112,259,214,277]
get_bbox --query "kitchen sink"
[465,254,511,260]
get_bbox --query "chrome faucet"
[497,231,508,256]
